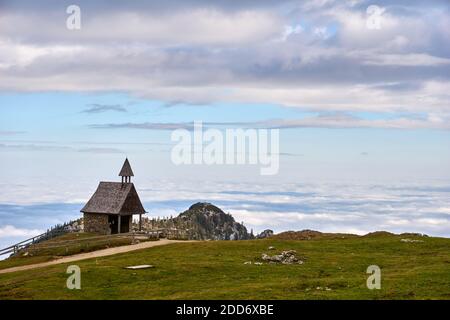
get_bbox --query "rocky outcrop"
[176,203,252,240]
[256,229,274,239]
[65,218,84,233]
[137,202,253,240]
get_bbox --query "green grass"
[0,234,449,299]
[0,233,155,271]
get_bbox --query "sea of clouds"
[1,179,449,258]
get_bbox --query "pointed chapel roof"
[80,182,146,215]
[119,158,134,177]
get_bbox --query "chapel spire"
[119,158,134,183]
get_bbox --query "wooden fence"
[0,228,187,258]
[0,229,68,257]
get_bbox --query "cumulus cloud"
[0,0,449,124]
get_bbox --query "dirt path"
[0,239,191,275]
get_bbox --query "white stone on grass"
[124,265,154,270]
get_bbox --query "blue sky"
[1,0,450,249]
[1,92,449,182]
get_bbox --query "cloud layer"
[0,225,42,239]
[1,180,449,242]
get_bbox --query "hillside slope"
[0,233,449,300]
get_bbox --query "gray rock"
[124,265,154,270]
[257,229,274,239]
[261,250,303,265]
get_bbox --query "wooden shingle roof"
[81,182,146,215]
[119,158,134,177]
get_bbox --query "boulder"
[261,250,303,264]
